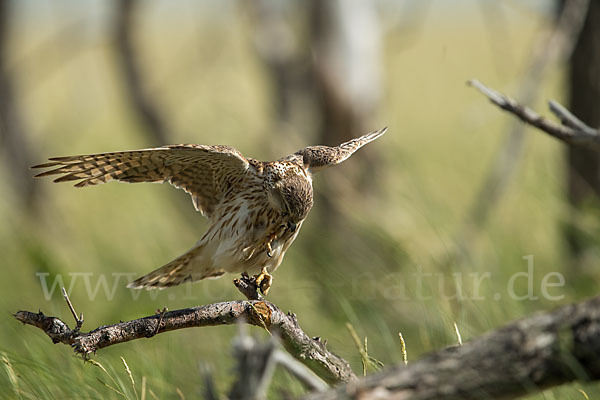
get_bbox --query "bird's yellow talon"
[254,267,273,295]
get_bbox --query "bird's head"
[266,163,313,229]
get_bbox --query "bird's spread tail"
[294,127,387,173]
[127,245,224,289]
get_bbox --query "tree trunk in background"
[565,1,600,275]
[247,0,384,226]
[244,0,305,127]
[114,0,170,146]
[309,0,383,226]
[0,0,38,211]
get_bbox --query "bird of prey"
[33,128,386,295]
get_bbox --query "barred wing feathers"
[32,144,250,217]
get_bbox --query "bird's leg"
[254,267,273,295]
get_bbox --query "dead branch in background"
[0,0,39,210]
[452,0,590,261]
[304,295,600,400]
[228,327,328,399]
[469,79,600,147]
[13,278,355,386]
[114,0,170,145]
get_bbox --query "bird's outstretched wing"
[32,144,250,217]
[291,127,387,173]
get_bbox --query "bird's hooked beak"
[287,221,297,233]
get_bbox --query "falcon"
[33,128,387,295]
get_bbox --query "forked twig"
[469,79,600,147]
[61,287,83,332]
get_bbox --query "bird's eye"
[287,221,297,232]
[282,212,288,217]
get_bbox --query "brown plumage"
[32,128,387,294]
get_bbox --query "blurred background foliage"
[1,0,599,398]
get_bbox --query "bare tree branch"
[304,295,600,400]
[273,349,329,392]
[228,325,329,399]
[452,0,590,262]
[199,363,219,400]
[469,79,600,147]
[549,100,597,134]
[13,292,355,385]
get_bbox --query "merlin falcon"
[33,128,386,295]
